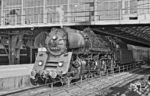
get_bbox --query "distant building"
[0,0,149,26]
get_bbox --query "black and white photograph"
[0,0,150,96]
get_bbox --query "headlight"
[58,62,63,67]
[38,48,47,51]
[52,35,57,40]
[38,61,43,66]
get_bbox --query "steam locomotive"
[30,27,134,85]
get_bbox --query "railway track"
[56,70,145,96]
[83,68,150,96]
[85,73,144,96]
[2,66,148,96]
[29,68,150,96]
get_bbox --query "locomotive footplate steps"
[0,64,33,93]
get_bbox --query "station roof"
[70,24,150,47]
[1,24,150,47]
[90,25,150,47]
[0,0,150,47]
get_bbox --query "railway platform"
[0,62,141,95]
[0,64,149,96]
[0,62,146,95]
[0,64,33,92]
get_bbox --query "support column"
[30,47,32,63]
[67,0,70,23]
[21,0,25,25]
[8,34,24,64]
[43,0,47,23]
[26,39,34,63]
[1,0,3,25]
[122,0,125,15]
[94,0,97,22]
[8,36,11,64]
[15,34,23,64]
[8,35,16,64]
[15,48,20,64]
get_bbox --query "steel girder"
[92,26,150,46]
